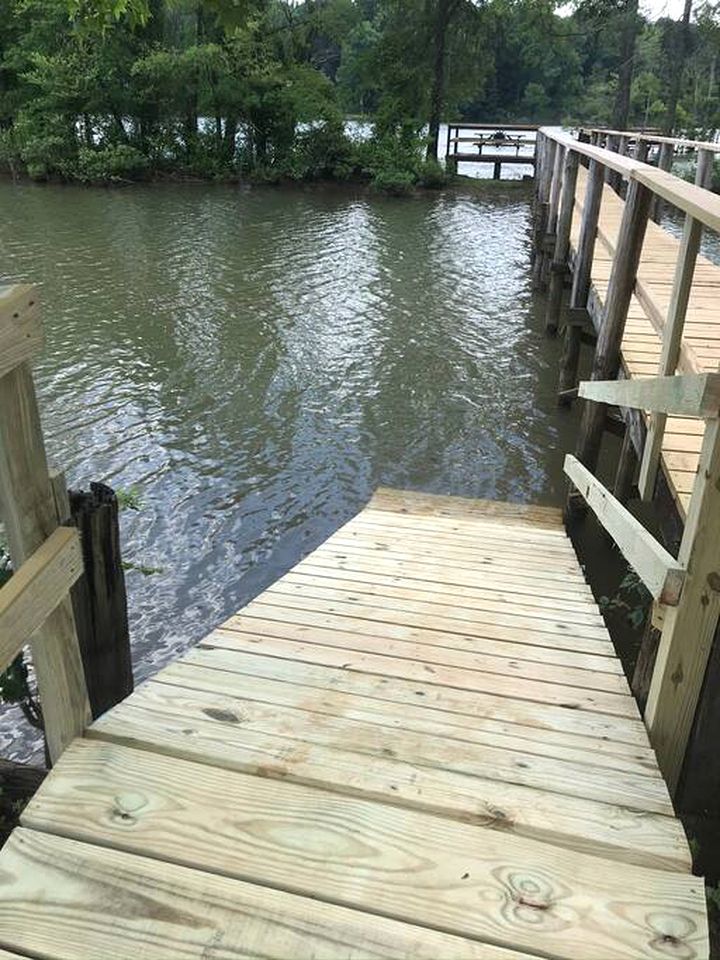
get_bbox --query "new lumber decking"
[0,489,708,959]
[571,166,719,516]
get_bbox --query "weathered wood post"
[557,158,604,403]
[566,179,653,516]
[605,134,620,185]
[646,413,720,794]
[638,148,714,501]
[613,427,637,503]
[445,124,457,174]
[66,483,133,718]
[531,135,556,290]
[0,285,91,762]
[545,149,579,335]
[633,138,650,162]
[650,141,675,222]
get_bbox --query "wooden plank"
[326,532,584,576]
[0,362,90,762]
[278,569,608,628]
[223,610,625,689]
[296,553,597,604]
[265,575,613,640]
[145,665,657,809]
[338,515,580,556]
[0,527,83,673]
[156,661,655,769]
[647,418,720,792]
[22,741,699,953]
[347,511,577,551]
[564,455,685,605]
[635,164,720,234]
[295,560,604,616]
[202,629,638,718]
[0,285,43,380]
[0,828,527,960]
[90,687,686,868]
[178,646,650,744]
[368,488,564,527]
[579,373,720,418]
[313,540,589,587]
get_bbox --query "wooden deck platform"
[0,488,708,959]
[571,165,718,517]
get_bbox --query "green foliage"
[116,485,143,509]
[599,567,651,630]
[0,0,718,187]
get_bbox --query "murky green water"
[1,178,580,760]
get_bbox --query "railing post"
[646,416,720,794]
[0,287,90,763]
[651,141,675,222]
[531,136,556,290]
[638,147,714,501]
[545,149,579,335]
[557,159,604,403]
[568,179,652,513]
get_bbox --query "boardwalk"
[571,165,718,517]
[0,488,708,959]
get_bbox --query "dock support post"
[566,179,652,517]
[638,147,714,500]
[531,136,556,290]
[545,150,579,335]
[67,483,133,719]
[493,160,501,180]
[556,159,604,401]
[613,427,637,503]
[558,322,583,404]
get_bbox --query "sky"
[558,0,688,18]
[640,0,688,18]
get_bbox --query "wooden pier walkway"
[0,488,708,959]
[571,165,719,517]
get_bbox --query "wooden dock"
[0,488,708,959]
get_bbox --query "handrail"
[539,127,720,234]
[578,373,720,418]
[0,285,43,379]
[0,527,83,673]
[564,454,685,605]
[580,127,720,153]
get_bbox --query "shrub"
[371,167,415,195]
[416,158,448,188]
[73,143,149,182]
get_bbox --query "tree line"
[0,0,718,187]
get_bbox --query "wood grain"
[0,828,527,960]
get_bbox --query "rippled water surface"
[1,178,577,759]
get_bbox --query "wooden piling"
[613,427,637,503]
[68,483,133,719]
[545,151,579,335]
[557,159,604,400]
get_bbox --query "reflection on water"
[0,178,577,760]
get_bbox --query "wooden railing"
[0,284,90,763]
[533,127,720,794]
[565,371,720,794]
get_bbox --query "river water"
[1,177,580,761]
